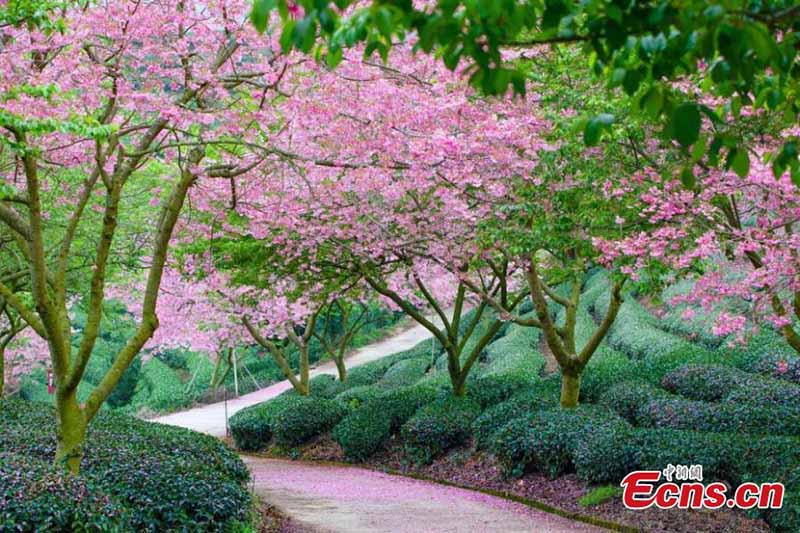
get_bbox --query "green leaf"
[250,0,276,33]
[583,114,614,146]
[679,166,696,189]
[671,103,701,147]
[730,148,750,177]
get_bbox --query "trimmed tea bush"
[333,383,441,460]
[467,370,537,408]
[271,397,348,447]
[638,397,800,436]
[379,357,430,388]
[0,452,125,531]
[661,364,751,401]
[0,398,250,531]
[580,348,639,402]
[599,380,670,424]
[229,394,303,451]
[335,384,384,408]
[401,396,481,464]
[472,380,560,449]
[309,374,348,399]
[489,405,630,479]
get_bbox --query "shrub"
[0,398,250,532]
[661,364,751,401]
[724,378,800,410]
[229,394,303,451]
[472,383,560,450]
[0,452,125,531]
[379,357,430,388]
[271,397,348,447]
[599,380,670,424]
[467,371,537,408]
[309,374,348,399]
[638,397,800,436]
[345,340,435,388]
[606,300,693,360]
[488,405,630,479]
[135,357,188,412]
[636,345,728,385]
[401,396,481,464]
[630,428,737,482]
[335,384,383,408]
[332,384,441,460]
[580,348,639,402]
[747,352,800,385]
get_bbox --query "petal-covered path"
[156,319,601,532]
[244,457,600,532]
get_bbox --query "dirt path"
[157,316,599,532]
[154,320,438,436]
[244,458,601,533]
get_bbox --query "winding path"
[155,320,601,532]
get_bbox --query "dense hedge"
[599,380,670,424]
[270,396,348,447]
[0,398,250,532]
[488,405,631,480]
[467,371,537,408]
[663,363,800,409]
[332,383,441,460]
[472,378,561,449]
[335,384,384,408]
[661,363,751,401]
[309,374,348,399]
[379,357,430,388]
[229,394,302,451]
[401,396,481,464]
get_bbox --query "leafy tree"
[0,1,280,472]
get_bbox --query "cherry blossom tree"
[0,0,285,472]
[199,42,549,396]
[597,128,800,354]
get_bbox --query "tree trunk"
[54,390,87,473]
[334,355,347,382]
[0,347,4,396]
[560,371,581,408]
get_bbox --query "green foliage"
[599,380,671,424]
[637,396,800,436]
[271,396,348,447]
[378,357,430,388]
[580,348,639,402]
[0,452,125,532]
[334,384,383,409]
[133,357,187,412]
[471,378,561,449]
[332,383,441,460]
[606,300,694,359]
[229,395,303,451]
[0,398,250,531]
[401,396,481,464]
[577,485,622,507]
[309,374,348,399]
[467,371,538,409]
[489,405,631,480]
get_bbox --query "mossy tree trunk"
[524,257,624,408]
[461,255,625,408]
[243,310,319,396]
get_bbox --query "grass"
[577,485,622,507]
